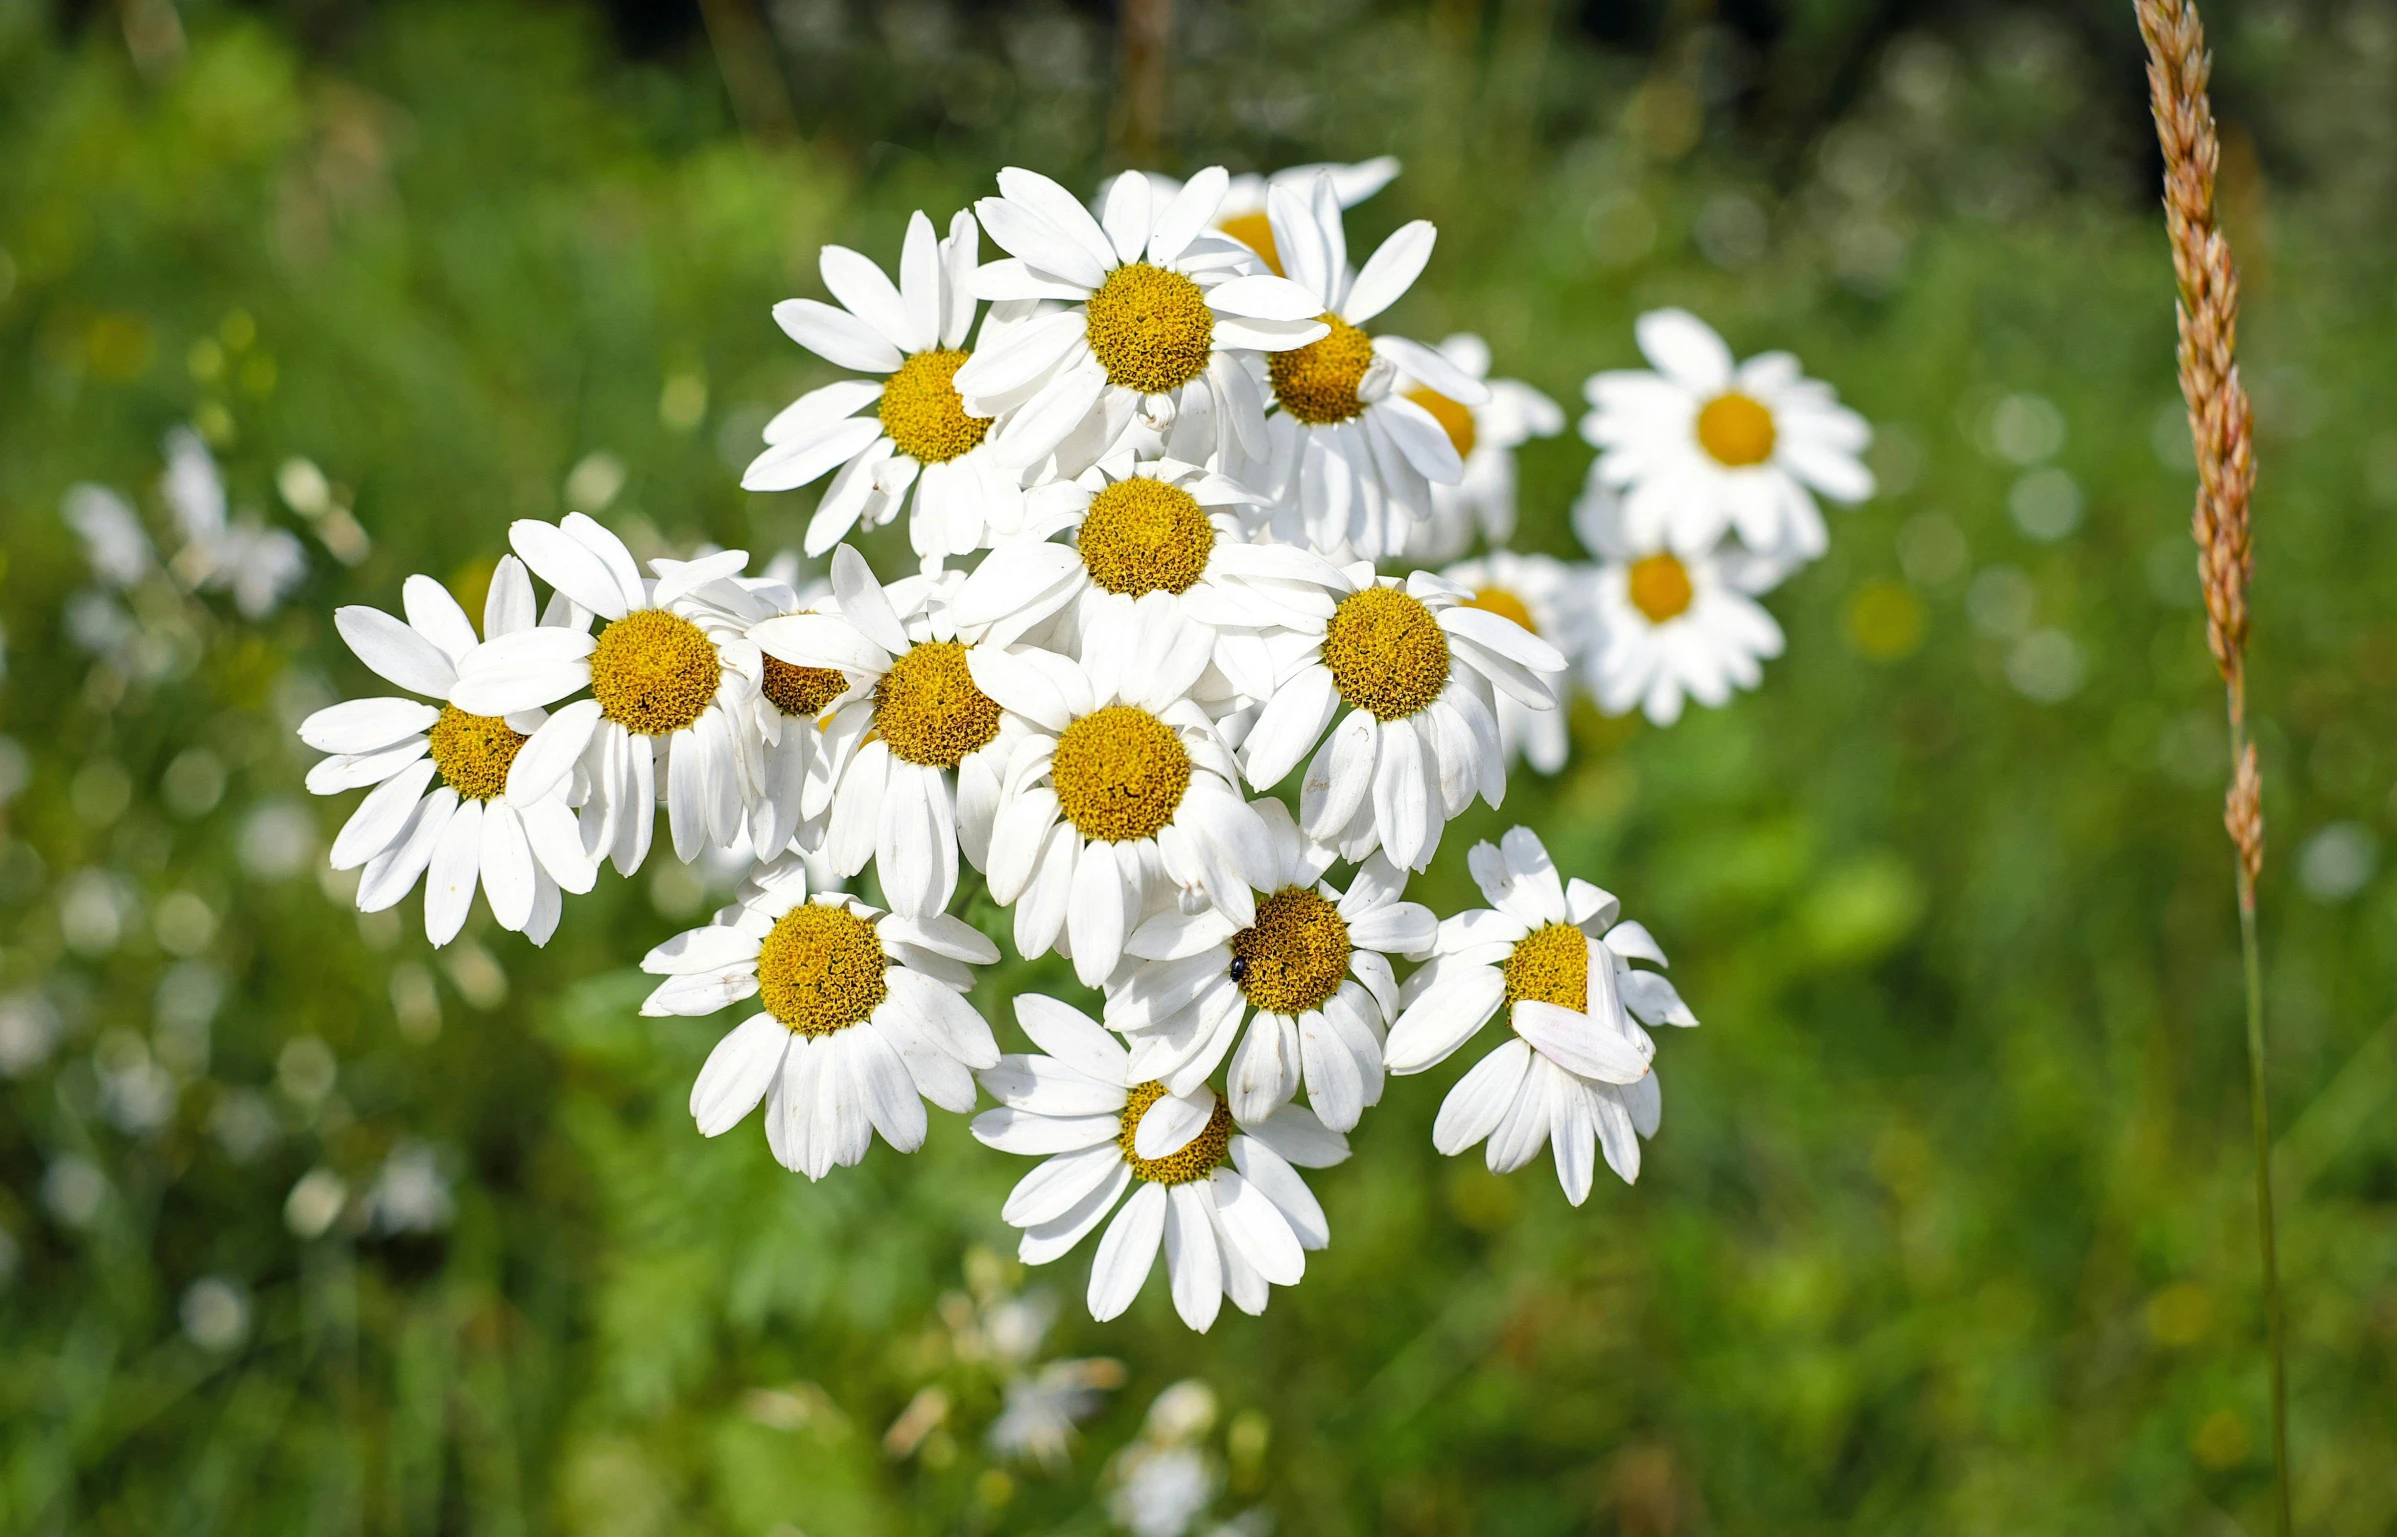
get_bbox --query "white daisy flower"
[1249,175,1488,560]
[1573,482,1788,726]
[948,454,1346,700]
[1384,827,1696,1201]
[1105,800,1434,1130]
[956,167,1330,471]
[1394,333,1566,561]
[678,564,848,859]
[1580,308,1873,561]
[971,995,1348,1332]
[450,514,761,875]
[1237,565,1565,872]
[641,850,1000,1179]
[748,547,1021,920]
[1437,550,1580,774]
[975,596,1272,986]
[745,210,1030,566]
[1109,156,1402,279]
[160,426,307,619]
[297,557,596,945]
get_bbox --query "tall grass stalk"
[2132,2,2289,1530]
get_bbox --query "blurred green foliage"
[3,0,2396,1532]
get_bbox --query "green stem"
[2229,709,2292,1537]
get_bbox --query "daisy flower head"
[749,546,1025,921]
[643,851,1001,1179]
[1437,550,1580,774]
[746,209,1027,566]
[1384,827,1696,1202]
[676,561,847,860]
[1238,565,1565,872]
[1106,799,1435,1130]
[1580,308,1873,561]
[975,595,1273,986]
[957,167,1331,472]
[1573,481,1789,727]
[1396,334,1567,561]
[1251,175,1490,560]
[949,452,1346,691]
[298,556,596,945]
[449,514,762,875]
[972,995,1349,1332]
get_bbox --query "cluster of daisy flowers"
[300,158,1870,1332]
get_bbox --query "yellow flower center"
[872,640,1003,768]
[1118,1080,1236,1185]
[1465,586,1535,634]
[755,902,889,1037]
[589,609,723,736]
[1228,887,1351,1016]
[1269,313,1375,426]
[1405,385,1477,458]
[1503,921,1589,1013]
[1321,586,1450,721]
[1049,705,1191,844]
[1695,390,1776,467]
[1078,478,1217,597]
[762,654,848,721]
[877,348,990,465]
[1626,553,1695,625]
[427,706,526,802]
[1217,211,1282,275]
[1082,262,1215,396]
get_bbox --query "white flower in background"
[1105,1379,1226,1537]
[1111,156,1402,279]
[976,598,1271,986]
[1580,308,1872,561]
[746,210,1030,565]
[959,167,1329,470]
[1385,828,1695,1200]
[973,996,1347,1331]
[297,557,595,945]
[364,1140,455,1234]
[1238,566,1564,871]
[61,484,156,588]
[450,515,761,875]
[678,563,846,859]
[1438,550,1579,772]
[1252,175,1488,560]
[989,1357,1124,1470]
[949,455,1343,697]
[749,547,1020,920]
[1107,800,1433,1129]
[160,426,307,618]
[1396,333,1566,560]
[1573,482,1789,726]
[642,851,1000,1179]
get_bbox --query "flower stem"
[2229,707,2292,1537]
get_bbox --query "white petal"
[1088,1182,1168,1320]
[301,697,440,756]
[423,796,485,946]
[1431,1037,1530,1154]
[1209,1167,1303,1284]
[773,296,904,374]
[1164,1184,1224,1331]
[690,1013,789,1135]
[336,606,455,696]
[1340,221,1435,323]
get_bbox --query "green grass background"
[2,0,2394,1531]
